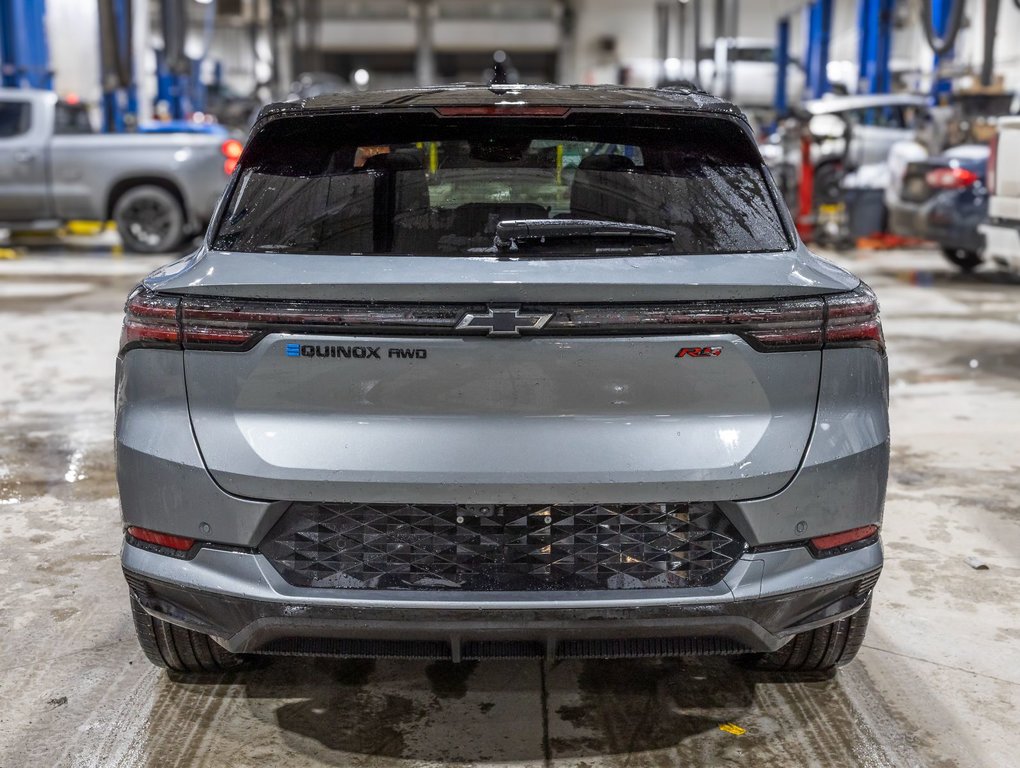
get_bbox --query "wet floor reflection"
[144,655,907,767]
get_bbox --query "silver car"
[117,85,888,676]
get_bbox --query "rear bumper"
[887,195,986,253]
[979,221,1020,270]
[123,539,882,658]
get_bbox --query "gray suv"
[117,85,888,676]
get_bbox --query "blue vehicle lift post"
[858,0,893,94]
[930,0,954,99]
[774,16,790,119]
[98,0,137,131]
[805,0,832,99]
[0,0,52,89]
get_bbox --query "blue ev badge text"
[285,343,427,360]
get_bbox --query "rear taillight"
[221,138,243,175]
[924,166,979,190]
[121,287,263,353]
[824,283,884,353]
[119,285,883,355]
[120,288,180,351]
[810,524,879,557]
[987,132,998,195]
[126,526,195,552]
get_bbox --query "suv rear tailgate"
[183,330,820,503]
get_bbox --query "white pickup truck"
[979,117,1020,271]
[0,88,238,253]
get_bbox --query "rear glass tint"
[214,112,791,256]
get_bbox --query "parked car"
[888,145,990,271]
[118,84,888,677]
[759,94,932,232]
[804,93,931,170]
[0,88,239,252]
[979,116,1020,272]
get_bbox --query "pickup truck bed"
[980,116,1020,271]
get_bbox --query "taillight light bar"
[119,284,883,355]
[541,298,826,350]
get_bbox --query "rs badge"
[676,347,722,358]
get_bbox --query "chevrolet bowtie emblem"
[456,305,553,337]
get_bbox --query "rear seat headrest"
[362,150,424,172]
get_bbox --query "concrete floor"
[1,246,1019,767]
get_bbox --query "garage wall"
[45,0,102,103]
[572,0,808,86]
[39,0,1020,111]
[966,0,1020,90]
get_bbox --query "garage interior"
[1,1,1019,766]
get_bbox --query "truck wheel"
[113,185,186,254]
[941,247,982,272]
[739,597,872,674]
[130,597,251,673]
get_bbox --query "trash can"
[843,188,887,240]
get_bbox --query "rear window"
[213,111,791,256]
[0,100,31,138]
[54,103,93,135]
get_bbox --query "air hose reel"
[920,0,966,55]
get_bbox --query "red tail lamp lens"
[924,166,979,189]
[120,288,180,351]
[436,106,571,117]
[221,138,243,174]
[824,285,884,353]
[127,526,195,551]
[810,525,879,556]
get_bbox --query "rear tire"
[130,597,250,673]
[941,246,982,272]
[739,597,872,674]
[113,185,186,254]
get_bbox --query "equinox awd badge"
[285,343,427,360]
[456,305,552,337]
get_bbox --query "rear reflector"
[810,525,879,556]
[435,106,571,117]
[127,526,195,551]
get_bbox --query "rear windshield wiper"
[494,219,676,251]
